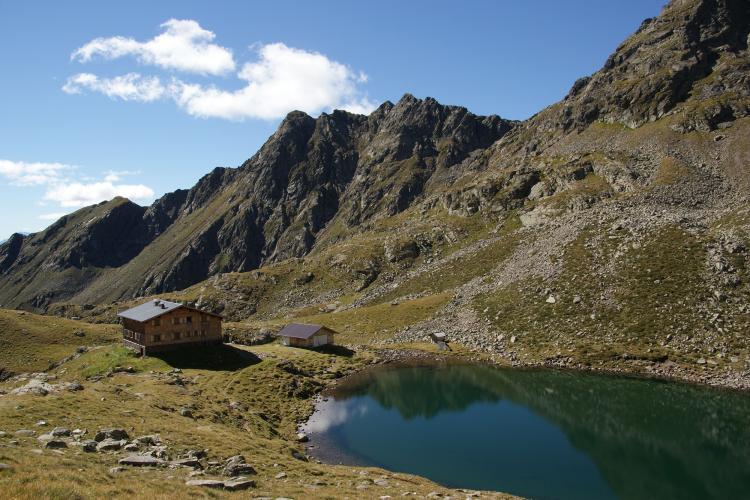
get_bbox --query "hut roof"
[117,299,222,323]
[277,323,333,339]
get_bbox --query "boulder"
[96,438,126,452]
[15,430,35,437]
[51,427,71,437]
[95,428,129,442]
[224,479,256,491]
[82,440,98,452]
[385,240,420,262]
[135,434,160,446]
[185,480,225,489]
[225,455,246,465]
[118,455,166,467]
[180,408,193,418]
[123,443,140,452]
[296,432,309,443]
[224,462,257,477]
[44,439,68,449]
[172,458,202,469]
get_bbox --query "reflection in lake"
[304,364,750,500]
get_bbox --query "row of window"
[152,330,208,343]
[152,314,210,327]
[123,330,144,342]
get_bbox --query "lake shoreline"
[302,352,750,500]
[367,344,750,392]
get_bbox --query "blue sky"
[0,0,666,240]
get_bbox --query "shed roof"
[117,299,184,322]
[277,323,333,339]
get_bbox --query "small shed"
[277,323,335,348]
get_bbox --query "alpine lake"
[302,363,750,500]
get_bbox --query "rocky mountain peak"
[539,0,750,132]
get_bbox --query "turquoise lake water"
[303,363,750,500]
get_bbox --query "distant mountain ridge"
[1,0,749,314]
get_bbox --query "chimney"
[160,304,167,309]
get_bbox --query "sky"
[0,0,667,240]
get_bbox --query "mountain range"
[2,0,749,384]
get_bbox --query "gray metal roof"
[117,299,183,322]
[277,323,330,339]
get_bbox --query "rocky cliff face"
[1,0,749,315]
[0,95,512,308]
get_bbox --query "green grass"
[0,310,119,373]
[0,338,517,500]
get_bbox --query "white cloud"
[171,42,376,120]
[44,181,155,208]
[72,19,235,76]
[1,159,155,213]
[0,159,73,186]
[62,73,165,102]
[65,21,375,121]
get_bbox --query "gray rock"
[51,427,71,437]
[82,440,98,452]
[296,432,309,443]
[225,455,245,465]
[180,408,193,418]
[185,479,225,489]
[44,439,68,449]
[95,428,129,442]
[15,430,35,437]
[224,478,256,491]
[573,295,582,304]
[135,434,160,446]
[0,463,10,471]
[96,438,126,452]
[109,467,126,474]
[224,463,257,477]
[123,443,140,452]
[275,472,287,479]
[172,458,202,469]
[118,455,166,467]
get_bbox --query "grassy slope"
[0,310,119,373]
[0,340,516,499]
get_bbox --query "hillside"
[2,0,750,386]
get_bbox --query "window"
[172,317,178,325]
[153,318,161,327]
[186,316,193,324]
[174,332,181,340]
[153,334,161,342]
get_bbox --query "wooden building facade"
[118,299,223,355]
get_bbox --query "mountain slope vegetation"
[1,0,750,386]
